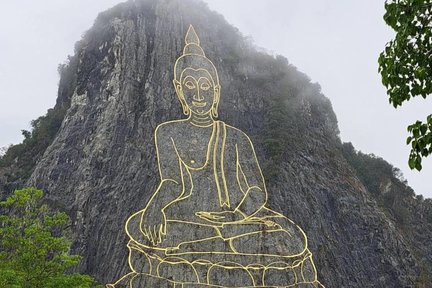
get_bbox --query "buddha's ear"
[214,84,220,93]
[214,85,221,102]
[173,79,182,96]
[212,85,221,118]
[173,79,189,116]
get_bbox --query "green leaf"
[420,124,427,135]
[415,159,422,171]
[408,157,416,169]
[0,187,97,287]
[406,136,412,144]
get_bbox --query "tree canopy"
[378,0,432,171]
[0,187,99,288]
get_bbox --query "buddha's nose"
[193,88,204,101]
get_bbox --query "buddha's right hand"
[140,208,167,246]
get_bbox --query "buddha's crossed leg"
[127,211,318,286]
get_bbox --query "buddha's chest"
[172,129,214,169]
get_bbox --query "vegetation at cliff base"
[0,187,99,288]
[378,0,432,171]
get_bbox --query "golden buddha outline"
[108,25,324,288]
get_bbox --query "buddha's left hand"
[196,210,246,223]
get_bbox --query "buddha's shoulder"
[224,123,252,143]
[155,120,183,137]
[155,120,251,142]
[155,120,188,138]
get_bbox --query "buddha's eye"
[200,82,211,91]
[184,81,195,89]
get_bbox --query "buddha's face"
[175,67,219,115]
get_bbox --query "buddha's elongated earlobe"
[173,79,190,115]
[211,85,220,118]
[211,106,218,118]
[182,99,190,116]
[184,106,190,116]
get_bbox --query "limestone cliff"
[0,0,430,286]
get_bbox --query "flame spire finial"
[183,25,205,56]
[185,25,200,46]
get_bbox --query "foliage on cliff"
[341,142,432,284]
[341,142,416,221]
[260,55,337,180]
[0,56,78,194]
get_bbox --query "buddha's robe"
[126,121,308,263]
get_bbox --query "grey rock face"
[106,25,323,288]
[28,0,421,286]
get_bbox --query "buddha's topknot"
[183,25,205,57]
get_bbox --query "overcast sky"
[0,0,430,198]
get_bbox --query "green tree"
[378,0,432,171]
[0,187,98,288]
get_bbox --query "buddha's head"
[173,25,221,117]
